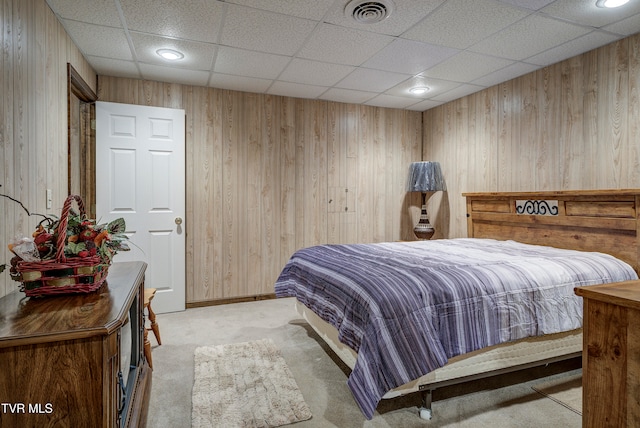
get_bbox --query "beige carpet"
[192,338,312,428]
[532,372,582,415]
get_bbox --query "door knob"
[175,217,183,225]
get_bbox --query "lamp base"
[414,203,435,240]
[413,224,435,240]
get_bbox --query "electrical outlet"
[46,189,52,209]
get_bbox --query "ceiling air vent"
[345,0,395,24]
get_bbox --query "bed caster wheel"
[419,407,432,420]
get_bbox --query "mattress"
[275,238,638,418]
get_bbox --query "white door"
[96,101,186,313]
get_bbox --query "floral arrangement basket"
[7,195,129,297]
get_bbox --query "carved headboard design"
[463,190,640,273]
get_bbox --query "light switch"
[46,189,52,209]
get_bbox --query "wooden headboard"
[463,190,640,274]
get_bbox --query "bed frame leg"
[419,389,433,420]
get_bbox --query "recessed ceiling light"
[409,86,430,95]
[156,49,184,61]
[596,0,629,8]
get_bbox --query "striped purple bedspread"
[274,238,638,419]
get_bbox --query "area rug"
[192,338,312,428]
[531,373,582,415]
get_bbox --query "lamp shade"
[406,161,446,193]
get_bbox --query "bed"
[274,190,640,419]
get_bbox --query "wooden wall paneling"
[440,102,461,235]
[496,80,514,194]
[476,87,499,192]
[357,105,373,243]
[384,108,412,242]
[45,6,59,212]
[183,84,195,301]
[326,101,358,245]
[1,0,11,297]
[34,0,46,216]
[298,99,328,247]
[13,0,29,238]
[455,97,470,231]
[279,97,297,267]
[141,79,163,106]
[582,48,599,189]
[209,88,224,299]
[260,95,281,294]
[326,101,341,244]
[371,107,386,242]
[517,71,538,191]
[423,33,640,242]
[384,110,400,240]
[97,77,422,303]
[0,0,96,299]
[188,86,214,301]
[55,13,68,204]
[343,104,359,244]
[464,94,478,193]
[405,110,423,240]
[293,98,306,252]
[630,36,640,185]
[537,64,562,190]
[243,92,261,298]
[560,55,585,189]
[164,82,184,110]
[222,90,243,298]
[422,105,442,237]
[597,39,629,188]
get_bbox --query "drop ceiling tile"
[46,0,122,27]
[320,88,378,104]
[61,21,133,60]
[406,99,446,111]
[224,0,335,20]
[362,39,459,75]
[604,14,640,36]
[86,56,141,79]
[323,0,446,37]
[402,0,531,49]
[131,33,216,71]
[220,4,317,55]
[431,83,487,102]
[278,59,356,86]
[336,68,411,92]
[385,76,460,98]
[364,94,423,109]
[469,14,592,60]
[209,73,273,93]
[298,23,394,66]
[267,81,329,99]
[497,0,555,10]
[119,0,225,43]
[139,63,211,86]
[525,30,620,66]
[540,0,640,28]
[214,46,290,80]
[472,61,540,86]
[422,51,514,82]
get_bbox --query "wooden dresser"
[0,261,150,428]
[575,280,640,428]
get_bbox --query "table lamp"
[407,161,446,239]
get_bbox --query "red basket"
[13,195,110,297]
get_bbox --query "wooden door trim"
[67,63,97,217]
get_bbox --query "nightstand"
[575,280,640,428]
